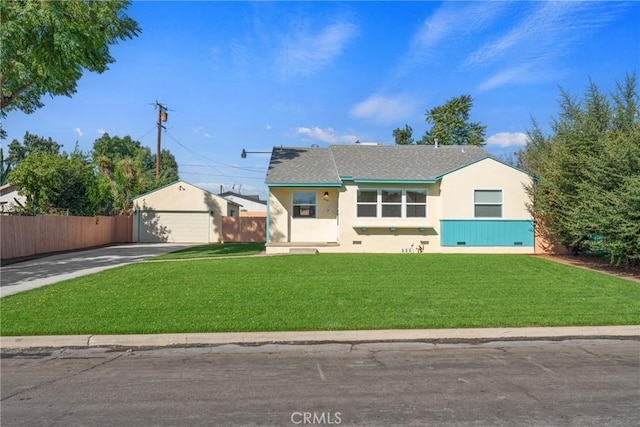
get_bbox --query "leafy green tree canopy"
[9,146,98,215]
[392,95,486,146]
[6,131,61,169]
[392,124,414,145]
[420,95,486,146]
[92,133,145,164]
[92,133,179,214]
[521,73,640,265]
[0,0,140,118]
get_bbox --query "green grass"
[152,242,265,259]
[1,254,638,336]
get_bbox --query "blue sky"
[2,1,638,199]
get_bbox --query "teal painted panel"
[441,220,534,247]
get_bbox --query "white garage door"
[138,211,210,243]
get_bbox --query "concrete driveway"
[0,243,194,298]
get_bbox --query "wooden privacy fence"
[1,215,132,261]
[221,216,266,243]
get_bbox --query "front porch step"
[289,248,319,254]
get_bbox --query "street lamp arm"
[241,149,272,159]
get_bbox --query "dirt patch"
[535,254,640,283]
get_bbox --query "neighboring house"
[131,180,241,243]
[265,144,534,254]
[0,183,26,214]
[219,191,267,217]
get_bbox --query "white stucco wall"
[439,158,532,220]
[268,188,339,244]
[335,183,441,253]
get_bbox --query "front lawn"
[152,242,265,260]
[1,254,638,336]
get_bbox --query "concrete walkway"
[0,243,195,298]
[2,325,638,349]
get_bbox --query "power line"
[180,171,266,180]
[180,163,266,172]
[164,130,269,175]
[134,126,157,142]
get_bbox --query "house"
[218,191,267,217]
[265,144,534,254]
[131,180,241,243]
[0,183,26,214]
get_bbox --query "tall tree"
[420,95,486,146]
[522,74,640,265]
[392,124,414,145]
[92,133,144,164]
[93,134,179,214]
[9,148,98,215]
[153,149,180,185]
[6,131,62,169]
[0,0,140,136]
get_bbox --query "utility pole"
[155,101,168,181]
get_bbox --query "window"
[356,189,428,218]
[474,190,502,218]
[381,190,402,217]
[357,190,377,217]
[406,190,427,217]
[293,191,316,218]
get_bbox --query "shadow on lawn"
[159,242,266,259]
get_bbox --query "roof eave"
[350,178,438,184]
[267,182,343,188]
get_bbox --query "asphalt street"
[2,339,638,426]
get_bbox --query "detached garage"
[131,181,240,243]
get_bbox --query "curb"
[2,326,639,350]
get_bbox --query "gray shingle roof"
[265,147,341,185]
[265,144,491,185]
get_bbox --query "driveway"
[0,243,194,298]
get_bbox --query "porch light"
[389,227,397,232]
[323,191,330,201]
[418,227,426,232]
[360,227,368,232]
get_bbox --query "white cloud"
[485,132,528,148]
[414,2,506,51]
[266,124,272,130]
[477,65,537,92]
[192,126,213,139]
[74,127,84,137]
[296,126,358,144]
[97,129,106,135]
[350,94,418,125]
[469,2,625,90]
[278,21,358,78]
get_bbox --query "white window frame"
[381,189,403,218]
[405,189,428,218]
[292,191,317,218]
[356,188,428,219]
[474,189,503,218]
[356,189,378,218]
